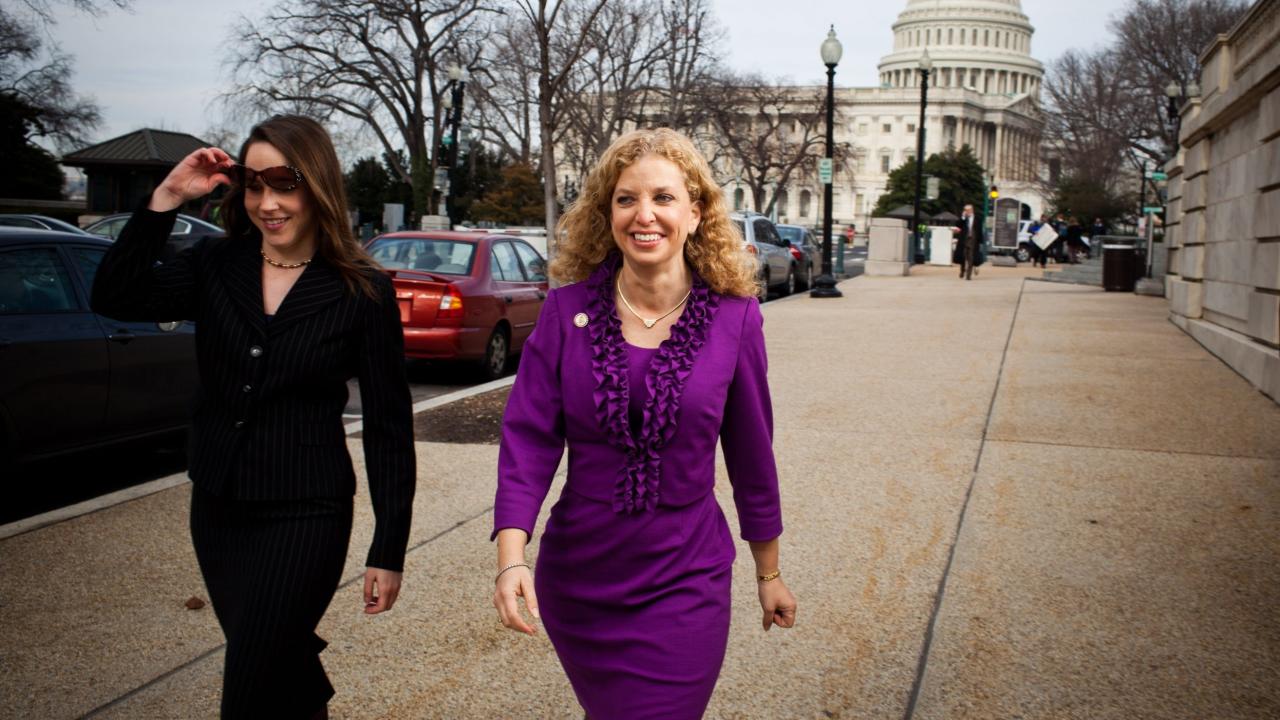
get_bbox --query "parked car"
[0,214,92,235]
[1013,219,1035,262]
[774,224,822,291]
[0,228,198,468]
[730,212,795,298]
[85,212,225,261]
[366,231,548,380]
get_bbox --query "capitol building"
[726,0,1047,232]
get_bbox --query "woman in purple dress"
[491,128,797,718]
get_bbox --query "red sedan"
[366,231,548,379]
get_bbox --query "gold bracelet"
[757,569,781,582]
[495,562,530,583]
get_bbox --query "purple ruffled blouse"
[494,254,782,542]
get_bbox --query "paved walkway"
[1,264,1277,719]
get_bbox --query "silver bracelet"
[495,562,530,583]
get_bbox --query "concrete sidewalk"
[1,264,1277,719]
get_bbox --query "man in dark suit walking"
[954,203,982,281]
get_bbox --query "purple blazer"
[493,256,782,543]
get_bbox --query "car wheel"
[783,267,795,296]
[480,327,509,381]
[1015,246,1031,263]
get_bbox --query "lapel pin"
[573,312,589,328]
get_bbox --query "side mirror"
[781,238,792,247]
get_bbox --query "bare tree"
[1,0,130,148]
[511,0,608,242]
[224,0,492,221]
[9,0,128,22]
[1112,0,1249,155]
[1036,0,1247,223]
[697,75,833,217]
[649,0,724,130]
[464,18,538,166]
[1041,49,1144,182]
[558,0,665,180]
[466,0,722,226]
[555,0,725,178]
[1039,0,1248,185]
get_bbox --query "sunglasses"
[231,164,305,192]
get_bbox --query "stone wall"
[1165,0,1280,403]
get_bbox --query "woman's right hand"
[493,564,540,635]
[149,147,235,212]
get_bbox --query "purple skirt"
[535,487,735,719]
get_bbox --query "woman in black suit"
[92,115,415,719]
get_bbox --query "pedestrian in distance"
[1065,216,1086,263]
[492,127,797,719]
[91,115,415,720]
[953,203,981,280]
[1049,212,1069,263]
[1028,214,1050,268]
[1091,216,1107,242]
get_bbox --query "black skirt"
[190,484,353,719]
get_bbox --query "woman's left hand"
[758,577,797,631]
[363,567,403,614]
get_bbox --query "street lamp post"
[811,25,843,299]
[910,49,932,266]
[435,64,468,222]
[1164,79,1199,154]
[438,64,468,169]
[1152,79,1199,280]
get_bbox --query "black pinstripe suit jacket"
[91,207,416,571]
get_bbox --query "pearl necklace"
[261,250,312,269]
[616,276,691,329]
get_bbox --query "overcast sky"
[48,0,1127,152]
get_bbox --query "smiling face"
[609,154,701,275]
[242,141,317,256]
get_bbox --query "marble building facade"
[728,0,1049,231]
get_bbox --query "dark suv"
[0,228,197,467]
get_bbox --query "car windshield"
[369,238,476,275]
[775,226,804,244]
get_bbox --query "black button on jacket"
[91,207,416,571]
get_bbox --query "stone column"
[994,123,1004,179]
[866,218,912,276]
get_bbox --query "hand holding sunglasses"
[149,147,237,213]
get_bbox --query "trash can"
[1102,244,1137,291]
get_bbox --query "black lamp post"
[909,49,932,266]
[438,64,468,169]
[810,25,843,299]
[434,64,468,221]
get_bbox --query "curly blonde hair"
[550,128,758,297]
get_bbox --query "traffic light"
[986,185,998,217]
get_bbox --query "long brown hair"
[221,115,378,299]
[551,128,757,297]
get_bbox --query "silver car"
[730,212,795,298]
